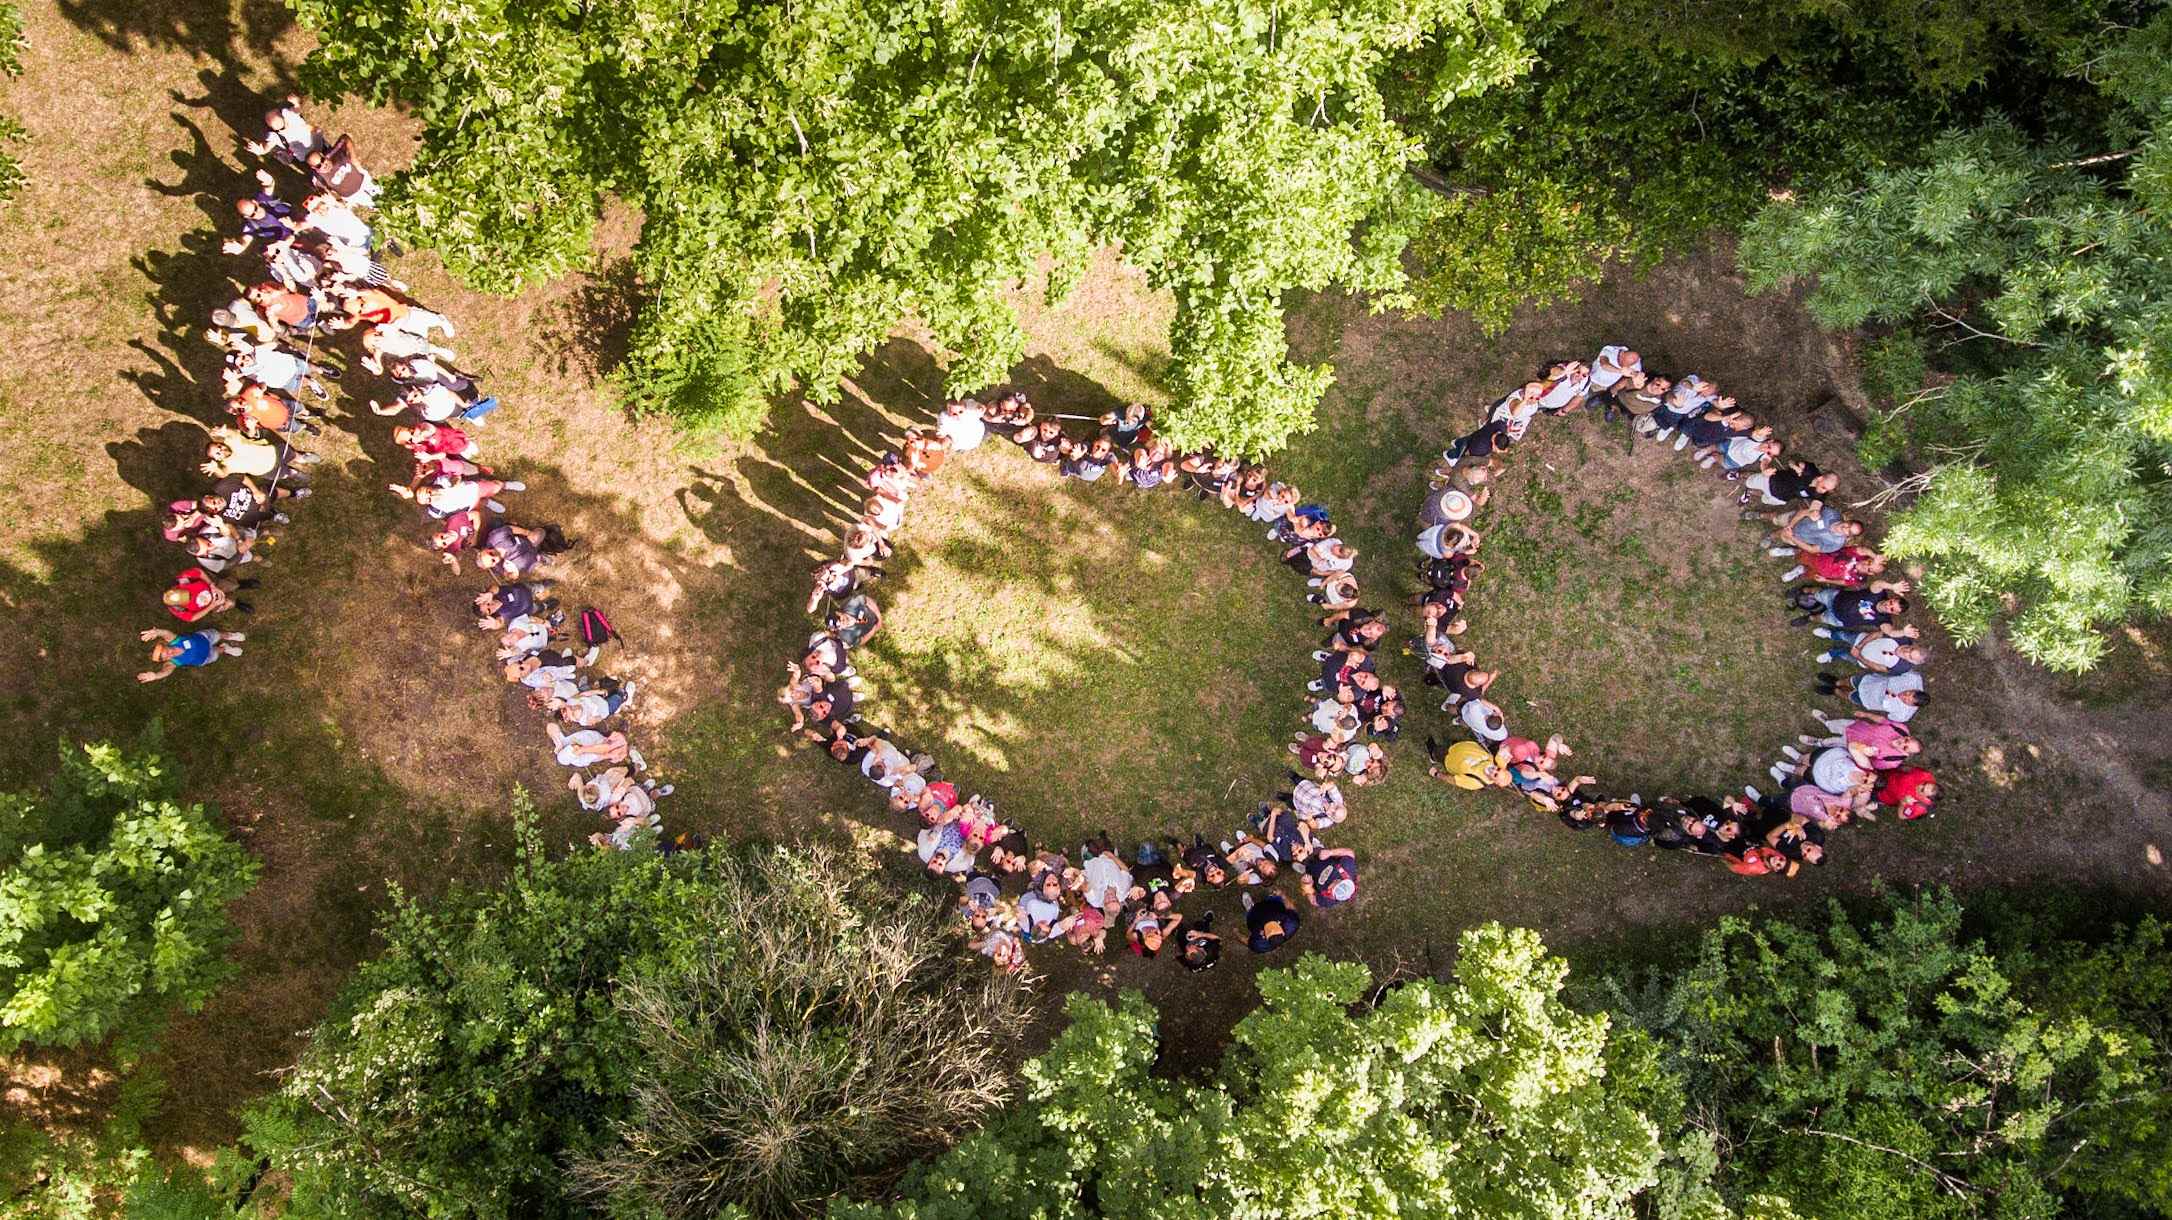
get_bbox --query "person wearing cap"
[1419,485,1478,529]
[1300,848,1358,908]
[1243,891,1300,953]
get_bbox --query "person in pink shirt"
[1799,713,1921,771]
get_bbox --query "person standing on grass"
[1299,847,1358,908]
[1769,501,1863,556]
[243,96,327,170]
[163,567,254,621]
[306,134,381,206]
[936,398,987,451]
[1243,891,1300,953]
[137,627,244,682]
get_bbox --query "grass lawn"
[2,0,2170,1161]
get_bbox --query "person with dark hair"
[475,522,573,583]
[1242,891,1300,953]
[1016,417,1065,464]
[1181,834,1232,889]
[1177,912,1222,971]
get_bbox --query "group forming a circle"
[1416,346,1938,875]
[783,397,1399,972]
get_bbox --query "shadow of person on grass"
[58,0,296,85]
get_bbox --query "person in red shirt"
[394,421,477,460]
[246,281,317,332]
[1788,544,1887,588]
[162,567,253,621]
[1876,767,1938,820]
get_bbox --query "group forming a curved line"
[781,400,1398,972]
[1417,349,1939,875]
[138,100,678,852]
[135,97,1939,974]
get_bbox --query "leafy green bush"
[255,816,1028,1219]
[1607,889,2172,1220]
[0,2,23,203]
[840,926,1672,1219]
[1395,0,2110,335]
[0,734,258,1055]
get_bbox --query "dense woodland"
[4,0,2171,1216]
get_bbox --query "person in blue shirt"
[136,627,244,682]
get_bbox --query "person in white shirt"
[936,398,988,450]
[1490,381,1547,441]
[299,192,374,250]
[1536,360,1591,414]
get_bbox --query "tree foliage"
[0,2,24,204]
[1395,0,2111,331]
[840,926,1669,1219]
[1609,889,2172,1220]
[565,852,1029,1220]
[1737,11,2172,669]
[0,734,257,1055]
[289,0,1542,457]
[253,818,1028,1220]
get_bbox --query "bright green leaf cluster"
[1394,0,2109,334]
[1608,889,2172,1220]
[290,0,1546,458]
[0,734,257,1056]
[840,925,1670,1219]
[0,1,26,203]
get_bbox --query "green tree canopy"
[252,820,1029,1220]
[1736,9,2172,669]
[1393,0,2113,331]
[0,734,258,1055]
[1611,889,2172,1220]
[290,0,1544,457]
[839,926,1671,1219]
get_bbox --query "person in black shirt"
[1244,891,1300,953]
[1742,459,1839,514]
[1178,912,1222,972]
[987,828,1031,875]
[1181,834,1232,888]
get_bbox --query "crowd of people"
[1419,347,1938,876]
[785,396,1391,972]
[141,98,674,851]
